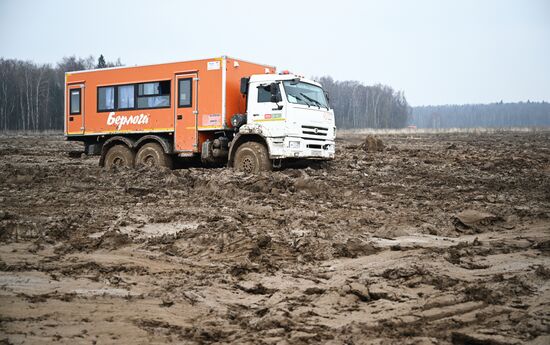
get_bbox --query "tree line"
[0,56,412,131]
[1,56,548,131]
[411,102,550,128]
[317,76,410,129]
[0,55,121,131]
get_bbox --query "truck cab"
[228,73,336,172]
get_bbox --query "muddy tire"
[135,142,172,169]
[234,141,271,173]
[104,144,135,169]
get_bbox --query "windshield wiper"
[293,94,312,107]
[300,92,329,110]
[300,93,322,109]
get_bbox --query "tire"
[234,141,272,173]
[135,142,172,169]
[104,144,135,169]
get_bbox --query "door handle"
[177,115,183,120]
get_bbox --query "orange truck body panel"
[65,57,275,153]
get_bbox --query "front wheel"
[234,142,272,173]
[135,142,173,169]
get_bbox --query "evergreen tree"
[96,54,106,69]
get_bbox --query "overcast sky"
[0,0,548,106]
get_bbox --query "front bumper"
[267,136,335,160]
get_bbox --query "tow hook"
[273,159,282,169]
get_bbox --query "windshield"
[282,81,329,108]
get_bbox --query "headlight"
[289,141,300,149]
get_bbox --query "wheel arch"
[227,133,269,167]
[135,135,173,154]
[99,136,136,167]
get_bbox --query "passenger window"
[138,82,160,96]
[178,79,192,108]
[70,89,81,114]
[98,86,115,111]
[257,85,272,103]
[117,85,135,109]
[137,80,170,109]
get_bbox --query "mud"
[0,132,549,344]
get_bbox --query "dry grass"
[338,126,550,136]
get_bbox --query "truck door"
[174,73,198,152]
[248,82,285,134]
[66,83,84,135]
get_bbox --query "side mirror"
[240,77,250,95]
[269,82,282,103]
[324,90,330,103]
[270,95,282,103]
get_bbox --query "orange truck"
[65,56,336,172]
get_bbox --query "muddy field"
[0,132,549,344]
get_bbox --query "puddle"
[72,288,139,297]
[119,221,199,239]
[371,234,458,248]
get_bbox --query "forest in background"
[317,76,410,129]
[0,56,121,131]
[316,76,549,129]
[0,56,548,131]
[411,102,550,128]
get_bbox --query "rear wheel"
[234,142,271,173]
[135,142,172,169]
[104,144,135,169]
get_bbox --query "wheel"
[104,144,135,169]
[135,142,172,169]
[234,142,271,173]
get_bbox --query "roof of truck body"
[66,56,275,75]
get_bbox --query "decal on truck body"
[207,61,220,70]
[107,112,150,130]
[202,114,222,126]
[255,113,284,122]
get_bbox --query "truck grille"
[302,125,328,137]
